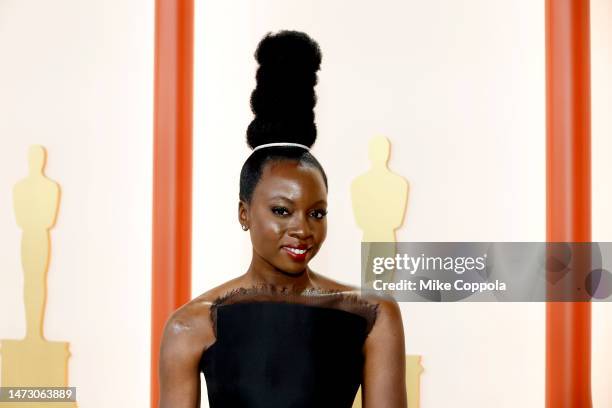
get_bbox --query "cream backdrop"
[0,1,609,408]
[192,1,612,407]
[0,0,153,407]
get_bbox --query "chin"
[279,263,308,276]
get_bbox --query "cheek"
[253,213,286,238]
[315,220,327,242]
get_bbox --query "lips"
[281,245,312,262]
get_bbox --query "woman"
[159,30,407,408]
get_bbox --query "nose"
[288,212,312,239]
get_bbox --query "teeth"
[285,247,307,254]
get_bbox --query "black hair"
[239,30,328,204]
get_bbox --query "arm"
[159,305,211,408]
[362,298,407,408]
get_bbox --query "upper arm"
[362,298,407,408]
[159,309,210,408]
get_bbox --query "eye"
[311,209,328,219]
[271,206,290,216]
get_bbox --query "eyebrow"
[269,196,327,206]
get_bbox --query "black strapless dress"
[200,286,379,408]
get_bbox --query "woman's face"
[239,160,328,275]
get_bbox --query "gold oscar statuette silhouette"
[350,135,409,283]
[0,145,76,407]
[350,136,423,407]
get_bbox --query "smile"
[283,247,309,255]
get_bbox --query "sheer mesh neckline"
[209,284,380,336]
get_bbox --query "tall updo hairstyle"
[239,30,329,205]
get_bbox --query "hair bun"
[246,30,322,150]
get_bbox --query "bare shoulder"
[160,297,213,360]
[162,275,249,357]
[311,272,397,308]
[361,291,404,346]
[360,290,400,312]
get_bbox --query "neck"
[245,254,314,291]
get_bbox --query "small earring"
[241,224,248,231]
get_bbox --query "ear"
[238,200,249,228]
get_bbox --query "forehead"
[253,160,327,203]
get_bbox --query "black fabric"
[200,302,368,408]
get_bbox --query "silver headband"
[252,142,310,152]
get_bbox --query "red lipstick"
[281,245,311,262]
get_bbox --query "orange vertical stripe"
[151,0,194,407]
[546,0,592,407]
